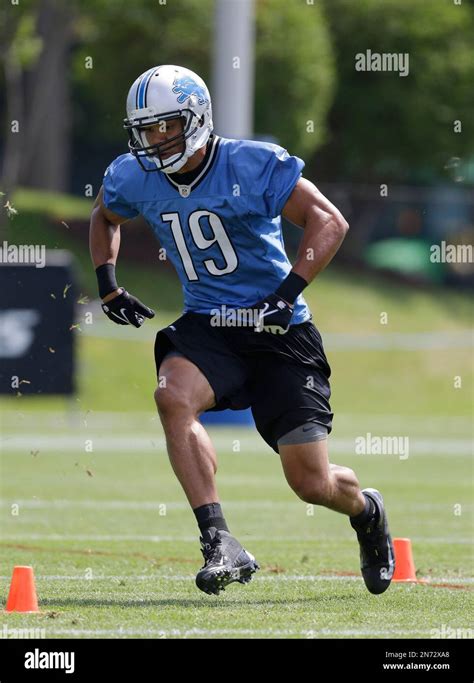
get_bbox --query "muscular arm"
[282,177,349,284]
[89,186,130,301]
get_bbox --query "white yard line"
[1,434,472,455]
[0,500,322,510]
[1,499,470,511]
[37,627,436,637]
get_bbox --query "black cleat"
[196,527,259,595]
[351,488,395,595]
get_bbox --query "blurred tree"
[0,0,75,194]
[319,0,474,182]
[254,0,334,157]
[1,0,40,193]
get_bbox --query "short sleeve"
[248,145,305,218]
[102,163,140,219]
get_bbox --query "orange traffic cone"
[5,566,39,612]
[392,538,417,582]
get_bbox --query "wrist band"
[96,263,118,299]
[275,271,308,304]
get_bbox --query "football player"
[89,65,395,595]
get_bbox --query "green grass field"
[1,414,472,639]
[0,191,472,639]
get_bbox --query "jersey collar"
[163,135,220,197]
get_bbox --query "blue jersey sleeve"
[102,157,140,219]
[247,144,305,218]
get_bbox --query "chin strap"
[155,153,189,174]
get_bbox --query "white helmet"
[123,65,213,173]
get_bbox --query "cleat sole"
[196,558,259,595]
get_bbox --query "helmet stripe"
[135,75,143,109]
[135,71,150,109]
[137,68,156,109]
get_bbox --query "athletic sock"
[193,502,229,535]
[350,492,378,529]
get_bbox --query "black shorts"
[154,313,333,454]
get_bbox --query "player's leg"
[153,317,260,595]
[155,352,259,595]
[278,437,366,516]
[249,321,395,594]
[279,435,394,593]
[278,436,394,594]
[154,352,218,509]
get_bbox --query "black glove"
[252,293,294,334]
[101,288,155,328]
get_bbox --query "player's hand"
[252,293,294,334]
[101,288,155,328]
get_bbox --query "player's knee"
[154,382,194,420]
[290,476,332,506]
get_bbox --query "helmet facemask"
[124,108,203,173]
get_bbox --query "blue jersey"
[103,135,311,324]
